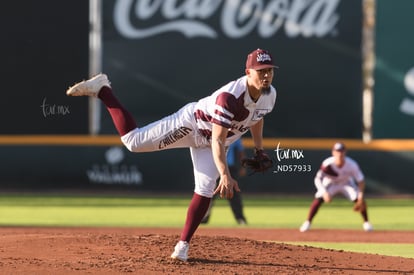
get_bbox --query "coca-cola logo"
[114,0,341,39]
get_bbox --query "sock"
[361,202,368,222]
[307,198,324,222]
[353,199,369,222]
[180,193,211,243]
[361,209,369,222]
[98,87,137,136]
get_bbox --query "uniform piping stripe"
[214,104,233,119]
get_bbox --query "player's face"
[332,149,346,166]
[247,68,274,94]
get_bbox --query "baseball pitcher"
[66,48,277,261]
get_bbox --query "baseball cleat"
[66,73,110,97]
[299,220,311,232]
[171,240,189,262]
[363,221,373,232]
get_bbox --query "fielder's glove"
[241,149,273,175]
[353,199,367,212]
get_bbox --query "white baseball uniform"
[314,156,364,201]
[121,75,276,197]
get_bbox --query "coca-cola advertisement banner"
[101,0,362,138]
[372,0,414,138]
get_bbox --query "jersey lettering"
[158,126,192,149]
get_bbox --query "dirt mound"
[0,227,413,274]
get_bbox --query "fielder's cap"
[246,48,278,70]
[333,142,346,152]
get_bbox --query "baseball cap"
[333,142,346,152]
[246,48,278,70]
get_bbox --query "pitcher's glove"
[353,199,367,212]
[241,149,273,175]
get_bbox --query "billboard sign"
[102,0,363,138]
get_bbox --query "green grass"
[0,194,190,227]
[0,194,413,229]
[282,242,414,259]
[0,193,413,258]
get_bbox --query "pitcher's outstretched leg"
[66,73,137,136]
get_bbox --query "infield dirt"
[0,227,413,274]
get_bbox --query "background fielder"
[300,142,373,232]
[66,48,277,262]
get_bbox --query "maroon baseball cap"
[333,142,346,152]
[245,48,278,70]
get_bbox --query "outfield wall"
[0,137,412,195]
[0,0,89,134]
[0,1,413,194]
[372,0,414,138]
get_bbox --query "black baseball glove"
[241,149,273,175]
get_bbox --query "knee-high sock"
[180,193,211,243]
[361,209,369,222]
[98,87,137,136]
[353,199,369,222]
[307,198,324,222]
[360,202,369,221]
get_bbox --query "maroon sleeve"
[214,92,249,126]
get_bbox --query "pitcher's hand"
[214,174,240,199]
